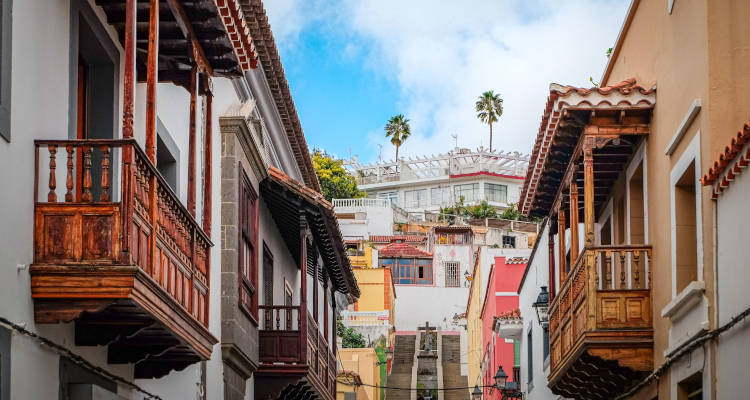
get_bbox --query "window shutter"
[238,166,258,321]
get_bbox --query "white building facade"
[345,149,529,218]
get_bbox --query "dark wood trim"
[187,63,198,216]
[144,0,158,162]
[202,91,213,235]
[164,0,214,75]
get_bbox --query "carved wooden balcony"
[31,139,215,379]
[256,305,337,400]
[548,245,653,400]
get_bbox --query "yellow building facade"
[465,249,483,389]
[337,348,382,400]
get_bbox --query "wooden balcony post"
[202,89,213,236]
[120,0,136,264]
[313,253,319,324]
[583,143,597,330]
[557,209,566,282]
[569,181,579,264]
[187,64,198,217]
[145,0,159,163]
[299,213,308,365]
[331,289,337,359]
[323,281,329,342]
[548,228,556,301]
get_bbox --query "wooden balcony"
[256,305,337,400]
[31,139,216,378]
[548,245,653,399]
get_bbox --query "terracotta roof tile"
[505,257,529,265]
[240,0,321,192]
[378,242,433,259]
[702,121,750,199]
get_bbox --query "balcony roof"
[96,0,259,85]
[370,235,427,244]
[261,167,360,298]
[519,78,655,218]
[379,242,433,259]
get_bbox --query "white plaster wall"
[715,168,750,399]
[432,245,473,288]
[335,204,394,239]
[394,286,468,330]
[517,226,561,399]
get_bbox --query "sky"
[263,0,631,164]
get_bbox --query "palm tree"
[385,114,411,161]
[475,91,503,152]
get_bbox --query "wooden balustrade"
[548,245,652,374]
[257,305,336,400]
[33,139,211,327]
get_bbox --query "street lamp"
[471,385,483,400]
[493,365,508,390]
[532,286,550,327]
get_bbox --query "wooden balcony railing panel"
[548,245,653,375]
[257,305,335,400]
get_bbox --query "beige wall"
[338,348,381,400]
[602,0,750,398]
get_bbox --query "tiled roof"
[240,0,321,192]
[369,235,427,244]
[505,257,528,265]
[432,225,474,234]
[378,242,433,259]
[519,78,656,216]
[701,121,750,199]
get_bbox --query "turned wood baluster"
[82,146,93,202]
[619,251,627,289]
[47,145,57,202]
[101,145,111,201]
[633,250,641,288]
[65,146,74,202]
[276,309,281,330]
[604,252,612,289]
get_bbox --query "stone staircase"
[386,334,415,400]
[441,335,469,400]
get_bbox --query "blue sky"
[264,1,630,164]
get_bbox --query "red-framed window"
[239,166,259,322]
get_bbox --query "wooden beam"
[164,0,213,75]
[569,181,579,265]
[549,227,557,301]
[187,64,198,217]
[558,210,567,282]
[299,213,308,366]
[584,124,649,135]
[145,0,159,163]
[120,0,137,264]
[202,90,213,236]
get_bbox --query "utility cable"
[0,316,164,400]
[615,303,750,400]
[336,380,496,391]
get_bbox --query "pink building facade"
[480,256,527,399]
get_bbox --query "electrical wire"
[615,303,750,400]
[336,380,495,391]
[0,316,164,400]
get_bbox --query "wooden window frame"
[238,166,259,324]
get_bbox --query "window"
[542,326,549,361]
[486,183,508,203]
[431,186,451,206]
[0,0,11,142]
[239,167,259,321]
[391,258,433,285]
[404,189,428,208]
[527,328,533,384]
[156,122,179,193]
[262,243,273,306]
[674,160,698,293]
[678,371,703,400]
[502,235,516,248]
[454,183,479,202]
[444,261,460,287]
[378,191,399,205]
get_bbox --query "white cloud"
[264,0,629,163]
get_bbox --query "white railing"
[341,310,391,327]
[332,198,390,208]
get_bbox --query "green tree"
[312,149,366,202]
[384,114,411,161]
[499,202,524,221]
[475,90,503,152]
[337,317,366,348]
[467,200,497,219]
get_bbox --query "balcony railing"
[258,305,336,400]
[549,244,652,378]
[333,198,390,208]
[341,310,391,327]
[33,138,211,326]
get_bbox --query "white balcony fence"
[333,198,390,208]
[341,310,391,327]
